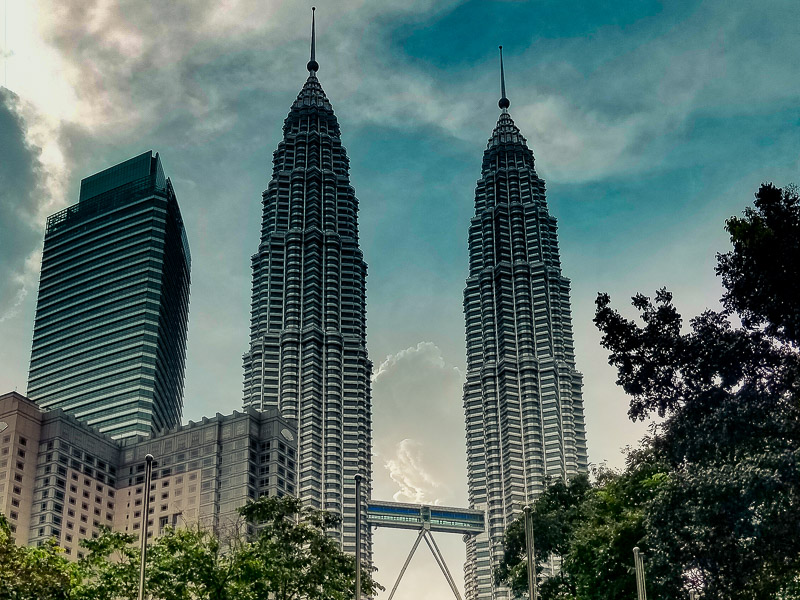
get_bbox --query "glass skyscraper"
[242,13,372,558]
[462,52,588,600]
[27,151,191,440]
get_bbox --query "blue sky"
[1,0,798,597]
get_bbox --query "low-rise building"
[0,391,296,557]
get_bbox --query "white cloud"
[385,438,445,504]
[372,341,465,505]
[371,341,468,599]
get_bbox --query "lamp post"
[354,474,363,600]
[138,454,154,600]
[523,506,538,600]
[633,547,647,600]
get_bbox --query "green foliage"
[496,456,671,600]
[72,526,139,599]
[0,514,77,600]
[495,474,592,598]
[0,496,380,600]
[716,183,800,345]
[238,495,381,600]
[496,183,800,600]
[593,183,800,599]
[146,526,238,600]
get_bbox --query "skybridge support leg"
[423,531,463,600]
[387,528,426,600]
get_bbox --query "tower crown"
[292,8,331,113]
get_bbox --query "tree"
[146,525,242,600]
[72,527,140,600]
[0,514,77,600]
[496,182,800,600]
[593,183,800,599]
[237,495,381,600]
[2,495,381,600]
[716,183,800,345]
[495,474,592,599]
[496,454,671,600]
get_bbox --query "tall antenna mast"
[307,7,319,73]
[498,45,510,111]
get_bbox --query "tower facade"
[241,15,372,557]
[27,151,191,440]
[462,51,588,599]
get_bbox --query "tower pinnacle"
[307,7,319,73]
[498,45,510,111]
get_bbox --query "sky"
[0,0,798,598]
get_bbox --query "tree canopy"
[1,495,380,600]
[0,514,77,600]
[496,183,800,600]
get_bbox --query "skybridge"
[367,500,485,600]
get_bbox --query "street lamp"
[354,473,363,600]
[138,454,154,600]
[633,547,647,600]
[523,506,538,600]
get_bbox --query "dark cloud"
[0,88,45,320]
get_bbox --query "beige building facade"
[0,391,296,558]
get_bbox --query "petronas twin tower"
[462,50,588,600]
[241,10,371,558]
[242,14,587,599]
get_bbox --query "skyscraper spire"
[462,48,588,600]
[243,7,372,563]
[307,7,319,73]
[498,45,510,111]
